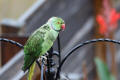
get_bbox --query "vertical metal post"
[57,35,61,65]
[46,47,56,80]
[45,35,61,80]
[57,35,61,79]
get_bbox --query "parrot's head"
[48,17,65,32]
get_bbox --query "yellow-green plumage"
[28,62,36,80]
[22,17,65,80]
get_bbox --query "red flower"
[110,8,120,29]
[96,8,120,35]
[96,15,107,34]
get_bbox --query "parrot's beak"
[61,24,65,31]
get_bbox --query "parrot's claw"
[46,52,49,55]
[37,56,47,63]
[37,56,47,65]
[41,56,47,60]
[37,57,41,61]
[43,52,49,56]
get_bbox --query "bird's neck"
[45,23,59,41]
[51,28,59,39]
[47,22,60,32]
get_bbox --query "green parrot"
[22,17,65,80]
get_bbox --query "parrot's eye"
[57,22,60,24]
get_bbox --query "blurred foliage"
[95,57,116,80]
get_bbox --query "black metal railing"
[0,38,23,48]
[0,36,61,80]
[55,38,120,80]
[1,38,120,80]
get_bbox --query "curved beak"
[61,24,65,31]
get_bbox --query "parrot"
[22,17,65,80]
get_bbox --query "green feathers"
[22,17,65,80]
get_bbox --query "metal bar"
[57,35,61,65]
[55,38,120,80]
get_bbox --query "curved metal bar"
[53,51,59,57]
[0,38,23,48]
[0,38,46,79]
[55,38,120,80]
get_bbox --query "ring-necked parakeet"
[22,17,65,80]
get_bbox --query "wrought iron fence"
[1,37,120,80]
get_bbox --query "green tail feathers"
[28,62,36,80]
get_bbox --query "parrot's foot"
[38,56,47,61]
[38,56,47,65]
[43,52,49,56]
[41,56,47,60]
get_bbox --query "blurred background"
[0,0,120,80]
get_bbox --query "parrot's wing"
[24,26,46,55]
[22,25,49,71]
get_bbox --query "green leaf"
[94,57,116,80]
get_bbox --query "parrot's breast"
[40,30,57,56]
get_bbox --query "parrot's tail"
[28,61,36,80]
